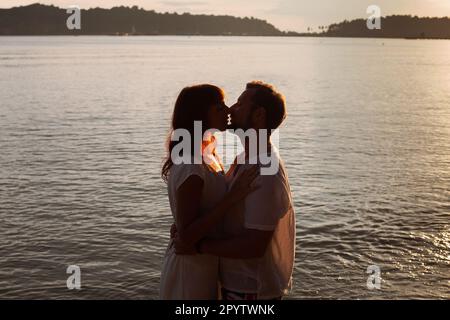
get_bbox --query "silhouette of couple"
[160,81,295,300]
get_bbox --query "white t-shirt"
[220,150,296,299]
[160,160,227,300]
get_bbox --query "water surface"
[0,36,449,299]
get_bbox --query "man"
[177,81,296,300]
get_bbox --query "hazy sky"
[2,0,450,31]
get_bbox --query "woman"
[159,84,258,300]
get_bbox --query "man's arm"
[197,228,274,259]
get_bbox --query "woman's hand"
[170,223,177,239]
[170,224,195,255]
[227,165,260,204]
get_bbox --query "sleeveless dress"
[159,160,227,300]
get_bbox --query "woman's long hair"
[161,84,225,182]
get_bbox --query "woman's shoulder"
[169,163,207,188]
[171,162,206,174]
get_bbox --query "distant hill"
[0,3,285,36]
[322,15,450,39]
[1,4,449,39]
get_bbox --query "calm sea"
[0,36,449,299]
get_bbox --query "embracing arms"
[175,166,260,248]
[175,169,286,259]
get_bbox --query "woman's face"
[207,100,229,132]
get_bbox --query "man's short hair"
[246,81,286,130]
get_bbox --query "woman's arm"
[176,166,259,247]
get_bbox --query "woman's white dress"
[159,162,227,300]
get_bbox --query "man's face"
[229,89,255,130]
